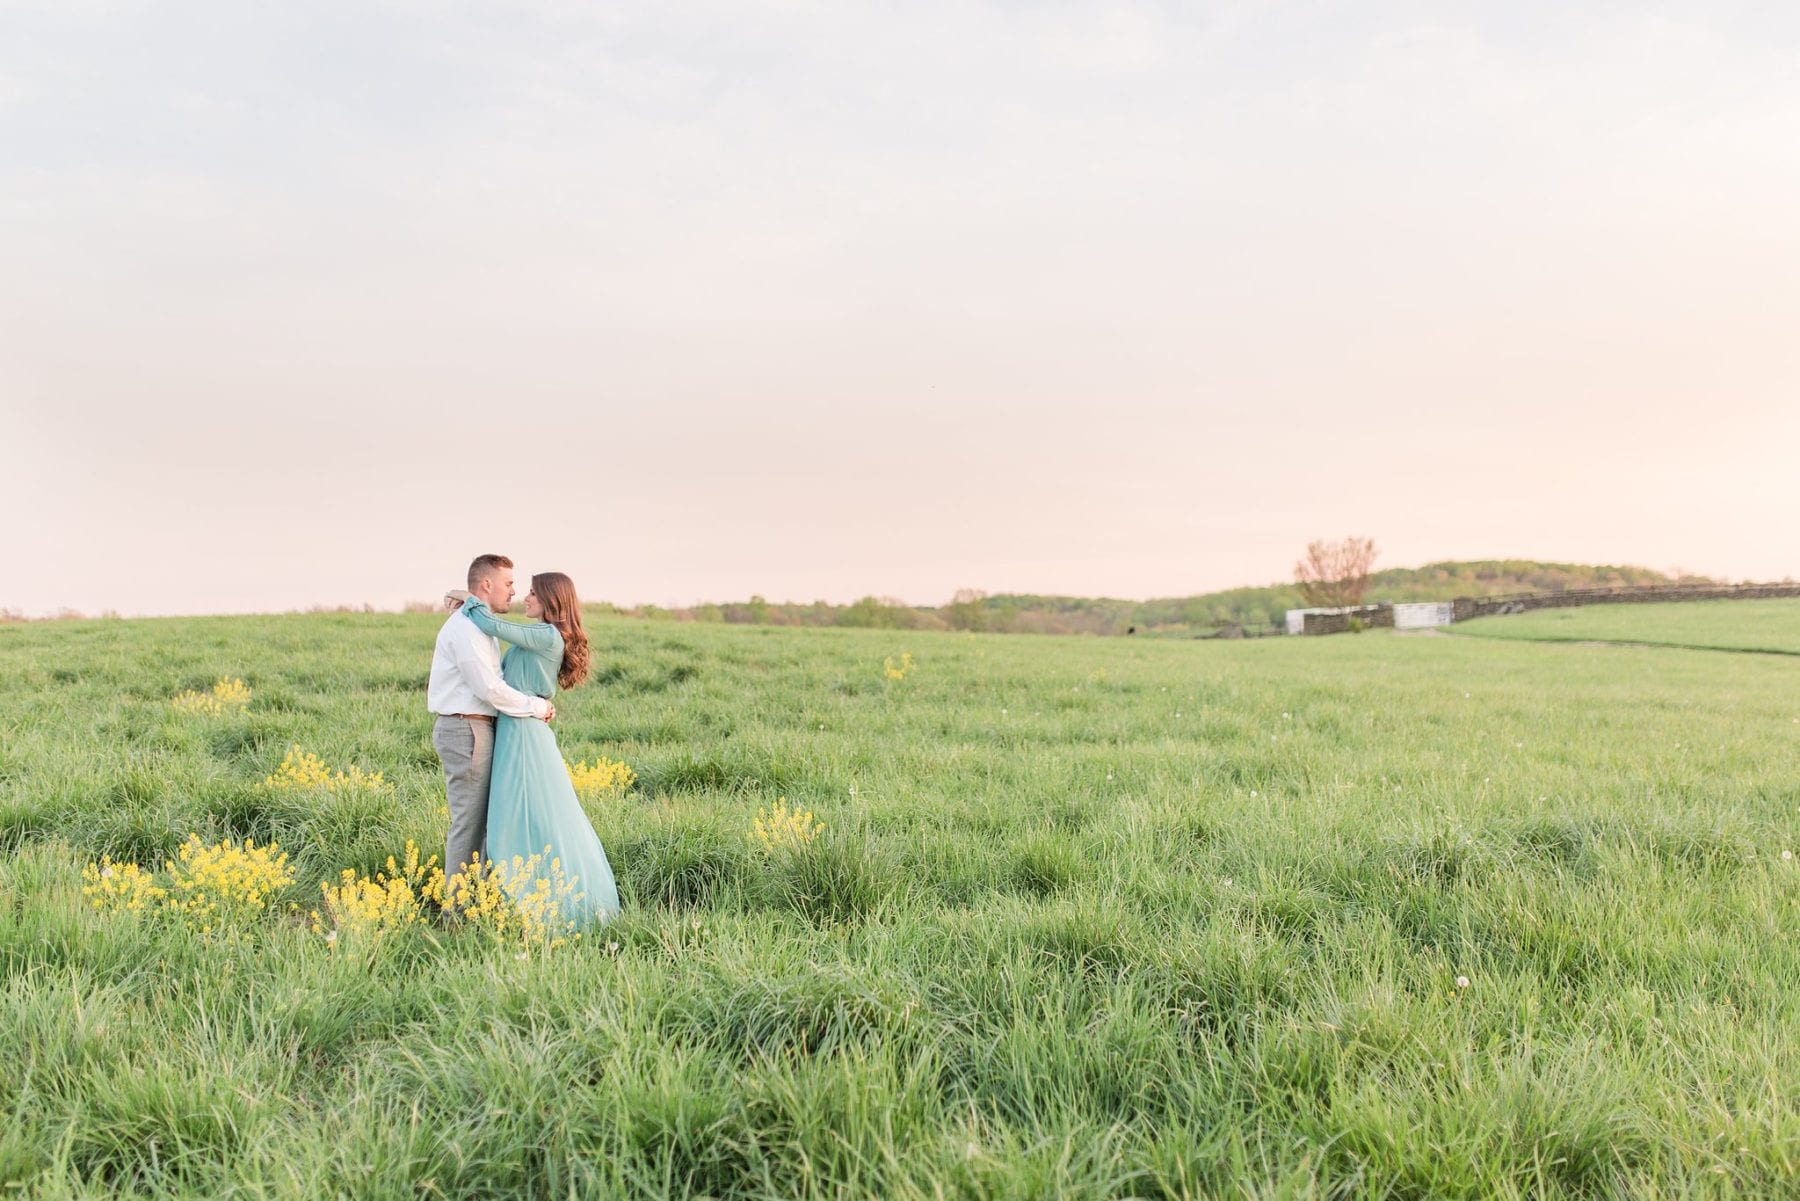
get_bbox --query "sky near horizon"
[3,2,1797,616]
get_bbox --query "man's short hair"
[468,554,513,590]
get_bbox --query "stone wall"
[1301,605,1395,635]
[1451,582,1800,622]
[1296,582,1800,635]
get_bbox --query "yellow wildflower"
[262,745,393,795]
[442,850,583,951]
[171,676,252,716]
[162,835,294,935]
[567,757,636,799]
[310,839,442,947]
[80,856,166,913]
[748,797,825,854]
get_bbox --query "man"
[427,553,554,895]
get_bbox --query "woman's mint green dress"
[459,597,620,928]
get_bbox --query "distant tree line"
[590,561,1715,638]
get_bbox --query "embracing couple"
[426,553,619,927]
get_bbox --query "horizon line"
[6,565,1790,624]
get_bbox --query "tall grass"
[1,607,1797,1197]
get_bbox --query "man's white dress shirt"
[427,609,550,719]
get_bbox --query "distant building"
[1393,602,1454,629]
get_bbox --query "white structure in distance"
[1392,602,1454,630]
[1284,602,1454,634]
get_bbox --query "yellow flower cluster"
[883,652,915,681]
[443,850,583,950]
[171,676,253,716]
[83,837,292,936]
[310,840,444,947]
[80,856,166,913]
[82,833,587,955]
[261,745,393,795]
[162,835,295,935]
[567,756,636,799]
[748,797,825,854]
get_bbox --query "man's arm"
[447,622,551,720]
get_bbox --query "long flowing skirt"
[486,715,620,928]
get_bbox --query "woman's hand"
[444,588,469,612]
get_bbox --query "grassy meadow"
[1456,597,1800,655]
[2,604,1799,1198]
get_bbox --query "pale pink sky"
[3,3,1797,616]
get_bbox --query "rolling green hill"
[611,560,1710,636]
[1457,597,1800,655]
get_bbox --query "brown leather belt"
[445,713,495,723]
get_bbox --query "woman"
[455,573,620,928]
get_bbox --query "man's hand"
[543,701,556,723]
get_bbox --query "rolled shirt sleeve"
[449,622,550,719]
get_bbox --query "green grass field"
[3,607,1798,1198]
[1456,597,1800,655]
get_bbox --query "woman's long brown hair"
[531,572,590,690]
